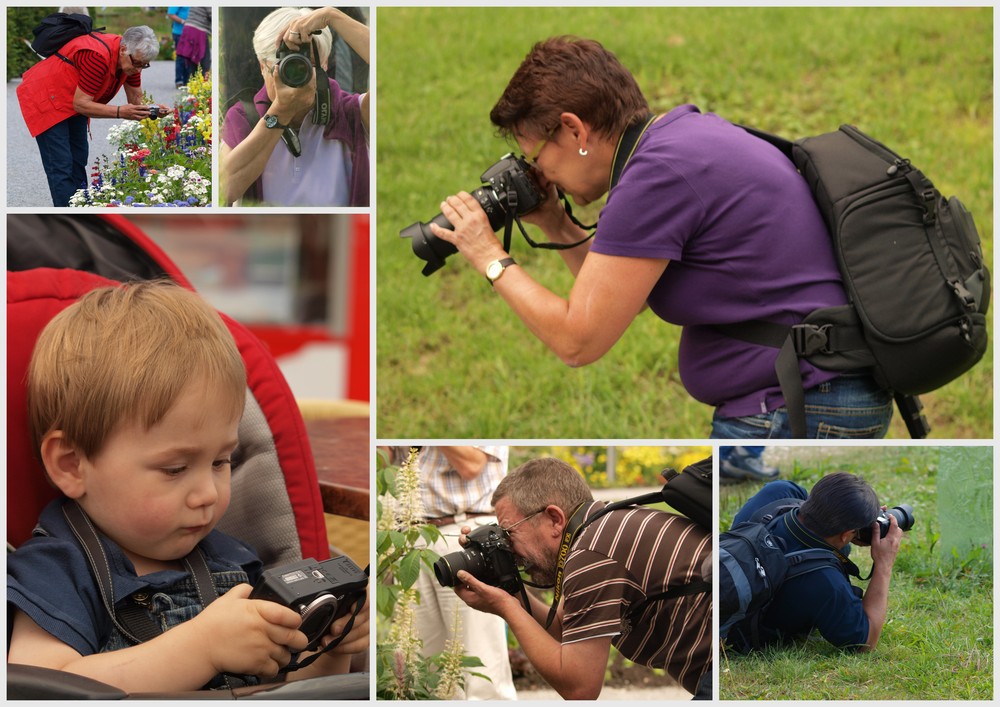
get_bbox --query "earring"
[578,148,588,157]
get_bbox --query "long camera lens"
[433,547,487,588]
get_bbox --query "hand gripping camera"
[400,154,547,276]
[250,555,368,652]
[857,504,916,543]
[433,523,524,596]
[271,34,332,156]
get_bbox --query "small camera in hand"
[250,556,368,651]
[146,105,162,119]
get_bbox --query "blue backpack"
[719,499,859,653]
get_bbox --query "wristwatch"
[263,113,289,130]
[485,257,516,285]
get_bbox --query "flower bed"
[70,71,212,207]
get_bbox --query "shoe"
[720,447,780,482]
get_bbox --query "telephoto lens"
[857,503,915,543]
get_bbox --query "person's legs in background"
[720,446,780,482]
[35,114,89,207]
[413,522,517,699]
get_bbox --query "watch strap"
[486,257,517,284]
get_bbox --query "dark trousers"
[173,32,189,86]
[34,113,89,207]
[693,669,712,700]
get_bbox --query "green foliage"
[376,6,992,439]
[720,446,993,700]
[375,450,487,700]
[6,7,59,81]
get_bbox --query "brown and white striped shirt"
[561,502,712,694]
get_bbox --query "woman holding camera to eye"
[220,7,370,207]
[429,35,893,440]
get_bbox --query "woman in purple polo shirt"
[429,35,893,439]
[220,7,369,207]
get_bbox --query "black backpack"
[29,12,108,63]
[719,124,990,439]
[719,499,859,653]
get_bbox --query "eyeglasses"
[129,54,150,70]
[501,508,547,535]
[526,127,558,164]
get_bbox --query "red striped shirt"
[75,49,140,101]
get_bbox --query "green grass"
[375,7,993,439]
[720,446,993,700]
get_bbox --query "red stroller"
[7,214,369,699]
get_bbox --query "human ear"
[559,112,590,152]
[39,431,87,499]
[543,505,568,537]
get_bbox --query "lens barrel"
[433,547,487,587]
[278,52,313,88]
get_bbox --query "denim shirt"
[8,498,264,690]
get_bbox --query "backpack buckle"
[791,324,831,356]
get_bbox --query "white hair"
[253,7,332,62]
[121,25,159,62]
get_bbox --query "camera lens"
[400,215,458,277]
[433,547,487,587]
[278,53,313,88]
[298,594,339,651]
[886,504,915,534]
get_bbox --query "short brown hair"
[490,36,650,142]
[492,457,593,516]
[28,280,247,460]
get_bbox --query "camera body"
[146,105,161,120]
[401,154,547,276]
[275,41,314,88]
[433,523,523,595]
[250,556,368,651]
[857,503,915,543]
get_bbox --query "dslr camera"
[275,41,315,88]
[251,555,368,651]
[401,154,546,276]
[433,523,523,595]
[857,504,915,543]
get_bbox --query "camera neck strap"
[609,114,656,192]
[543,502,591,630]
[278,563,370,675]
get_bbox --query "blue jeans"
[35,114,89,207]
[710,372,893,439]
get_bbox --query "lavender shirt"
[590,104,846,417]
[221,80,369,207]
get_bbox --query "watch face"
[486,261,503,280]
[264,115,279,128]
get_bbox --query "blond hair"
[253,7,332,63]
[28,280,246,460]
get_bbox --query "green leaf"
[397,550,422,589]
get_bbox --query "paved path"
[517,685,692,701]
[6,59,182,207]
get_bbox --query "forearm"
[860,562,893,650]
[502,605,583,698]
[540,215,593,276]
[123,84,144,106]
[16,621,218,693]
[221,122,287,204]
[72,94,117,119]
[322,8,370,64]
[438,446,487,481]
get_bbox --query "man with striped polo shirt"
[455,457,712,700]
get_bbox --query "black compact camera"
[146,105,162,119]
[275,41,314,88]
[433,523,523,595]
[857,504,916,543]
[401,154,547,276]
[250,556,368,651]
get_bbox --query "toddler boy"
[8,281,368,692]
